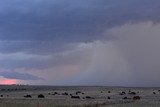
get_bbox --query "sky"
[0,0,160,86]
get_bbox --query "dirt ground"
[0,85,160,107]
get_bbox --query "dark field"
[0,85,160,107]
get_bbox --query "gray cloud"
[0,0,160,56]
[0,71,43,80]
[0,42,93,70]
[70,22,160,87]
[0,0,160,42]
[0,41,77,55]
[0,0,160,86]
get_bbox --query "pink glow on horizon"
[0,78,17,85]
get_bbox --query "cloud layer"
[0,71,43,80]
[0,0,160,86]
[69,22,160,87]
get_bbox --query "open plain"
[0,85,160,107]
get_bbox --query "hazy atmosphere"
[0,0,160,86]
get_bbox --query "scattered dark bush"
[76,91,82,95]
[133,96,141,100]
[38,94,45,98]
[85,96,94,99]
[120,91,126,95]
[62,92,68,95]
[52,92,60,95]
[24,94,32,98]
[71,96,80,99]
[123,97,128,99]
[107,97,111,99]
[129,92,136,95]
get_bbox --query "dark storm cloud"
[0,44,92,69]
[0,0,160,55]
[0,0,160,43]
[1,0,160,86]
[0,0,109,42]
[0,71,43,80]
[0,41,76,55]
[0,58,47,69]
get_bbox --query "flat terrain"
[0,85,160,107]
